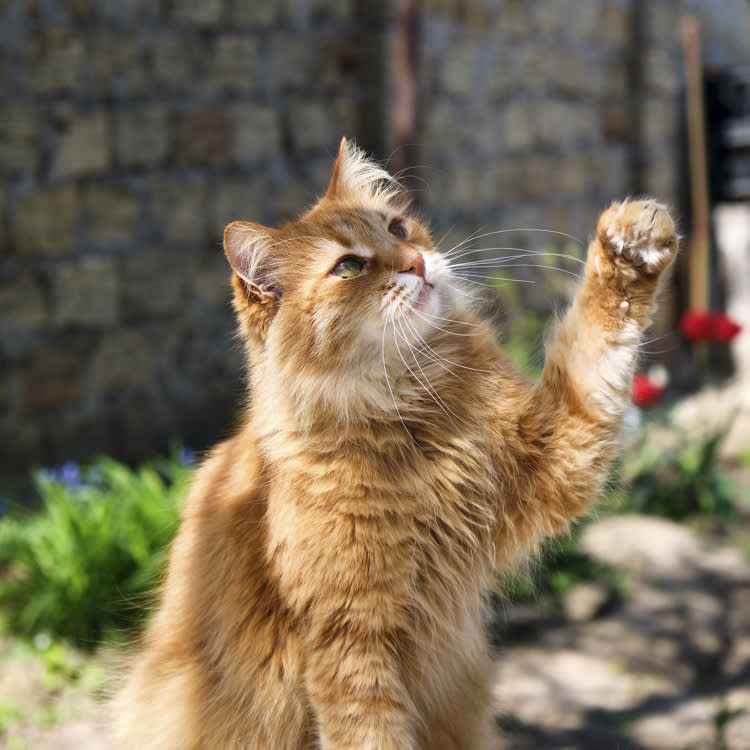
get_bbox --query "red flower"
[680,310,713,342]
[631,373,665,408]
[680,310,743,343]
[711,312,742,343]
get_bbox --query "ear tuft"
[223,221,281,299]
[324,137,350,200]
[323,137,403,207]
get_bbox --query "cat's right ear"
[223,221,281,300]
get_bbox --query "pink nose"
[400,252,425,279]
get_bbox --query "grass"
[0,453,191,647]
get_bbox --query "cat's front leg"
[494,200,678,558]
[552,199,678,415]
[305,629,417,750]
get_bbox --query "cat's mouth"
[416,278,434,307]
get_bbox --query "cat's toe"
[598,200,678,276]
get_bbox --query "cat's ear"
[324,137,351,200]
[223,221,281,300]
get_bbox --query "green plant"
[0,455,190,647]
[618,429,737,524]
[497,520,624,604]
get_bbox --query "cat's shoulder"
[182,425,266,522]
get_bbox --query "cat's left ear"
[223,221,281,300]
[324,137,350,200]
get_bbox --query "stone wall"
[1,0,749,473]
[416,0,750,365]
[0,0,389,471]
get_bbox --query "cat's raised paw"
[597,200,678,277]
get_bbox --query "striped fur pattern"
[114,140,678,749]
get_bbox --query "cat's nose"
[400,252,425,279]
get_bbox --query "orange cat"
[114,139,677,749]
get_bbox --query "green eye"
[331,256,366,279]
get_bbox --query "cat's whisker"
[446,245,586,268]
[451,274,536,288]
[409,308,483,337]
[433,224,456,253]
[449,248,586,269]
[401,315,493,374]
[381,313,414,441]
[487,263,585,281]
[399,317,468,383]
[442,228,584,260]
[414,310,482,328]
[393,320,459,422]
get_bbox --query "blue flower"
[178,446,196,467]
[38,461,84,491]
[0,498,7,517]
[60,461,82,490]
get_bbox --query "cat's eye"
[388,218,408,240]
[330,256,366,279]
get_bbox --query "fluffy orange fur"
[113,139,678,749]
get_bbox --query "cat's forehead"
[308,206,396,238]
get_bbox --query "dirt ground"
[2,512,749,750]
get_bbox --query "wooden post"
[681,16,711,314]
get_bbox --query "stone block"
[0,273,47,356]
[503,100,533,151]
[12,185,78,255]
[192,253,232,306]
[495,0,530,38]
[211,179,264,233]
[172,0,223,26]
[560,153,591,195]
[232,0,278,25]
[533,0,563,36]
[533,98,595,147]
[124,248,187,317]
[150,176,207,242]
[546,48,586,95]
[287,99,336,151]
[519,43,545,90]
[269,34,317,90]
[600,100,628,142]
[568,0,601,42]
[491,159,524,203]
[593,145,628,198]
[522,155,561,198]
[441,38,482,96]
[642,155,677,205]
[53,256,119,326]
[231,105,279,165]
[83,185,139,245]
[643,3,680,45]
[96,0,160,22]
[0,100,39,173]
[644,48,679,95]
[424,99,456,150]
[153,33,201,88]
[28,31,85,93]
[22,344,85,411]
[270,179,313,224]
[94,328,152,393]
[213,35,259,92]
[642,96,677,145]
[60,0,93,18]
[598,2,629,47]
[89,32,145,93]
[173,108,231,166]
[52,111,111,179]
[116,105,170,167]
